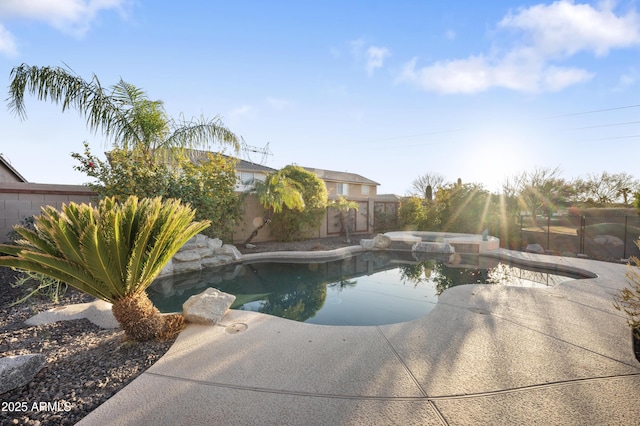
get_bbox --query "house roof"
[303,167,379,186]
[0,155,28,183]
[375,194,402,202]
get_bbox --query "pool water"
[147,251,586,326]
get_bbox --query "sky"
[1,0,639,195]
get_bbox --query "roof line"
[0,154,28,182]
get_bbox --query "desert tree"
[410,172,446,200]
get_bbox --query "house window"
[361,185,369,195]
[337,183,348,196]
[240,172,255,185]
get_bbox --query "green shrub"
[615,240,640,338]
[10,270,67,305]
[73,143,242,241]
[269,165,327,241]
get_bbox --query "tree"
[269,165,328,241]
[510,166,569,223]
[398,197,429,231]
[244,171,305,245]
[434,182,494,234]
[7,64,243,240]
[329,196,359,243]
[582,171,638,205]
[7,63,239,157]
[0,196,211,341]
[410,173,446,199]
[72,144,243,240]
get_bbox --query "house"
[302,167,378,200]
[185,150,276,192]
[186,152,399,241]
[302,167,399,237]
[234,158,276,192]
[0,155,28,183]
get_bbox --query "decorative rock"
[412,242,454,253]
[360,234,391,250]
[0,354,47,394]
[526,244,546,254]
[594,235,624,247]
[360,239,375,250]
[245,243,256,249]
[194,234,208,248]
[182,288,236,325]
[180,236,198,251]
[216,244,242,260]
[158,259,174,277]
[372,234,391,249]
[172,260,202,274]
[197,246,216,258]
[201,255,232,268]
[207,238,223,250]
[173,251,202,262]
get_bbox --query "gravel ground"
[0,234,371,425]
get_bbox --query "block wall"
[0,182,96,242]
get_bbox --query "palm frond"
[7,64,125,143]
[163,115,240,153]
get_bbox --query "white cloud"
[0,0,127,56]
[349,38,391,75]
[365,46,391,76]
[398,0,639,94]
[0,23,17,56]
[0,0,127,35]
[499,0,640,58]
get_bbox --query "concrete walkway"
[77,250,640,425]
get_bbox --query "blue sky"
[1,0,639,195]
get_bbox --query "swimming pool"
[147,251,587,326]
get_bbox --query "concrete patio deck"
[77,250,640,425]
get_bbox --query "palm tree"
[329,196,359,243]
[7,64,239,157]
[0,196,210,341]
[244,171,305,245]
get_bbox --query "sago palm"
[0,196,210,341]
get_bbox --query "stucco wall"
[231,193,274,244]
[0,182,96,242]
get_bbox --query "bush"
[10,270,67,305]
[72,143,242,241]
[398,197,429,230]
[615,240,640,338]
[269,165,327,241]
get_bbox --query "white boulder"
[182,288,236,325]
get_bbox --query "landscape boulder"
[412,241,454,253]
[526,244,546,254]
[182,288,236,325]
[0,354,46,394]
[593,235,624,247]
[360,234,392,250]
[216,244,242,260]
